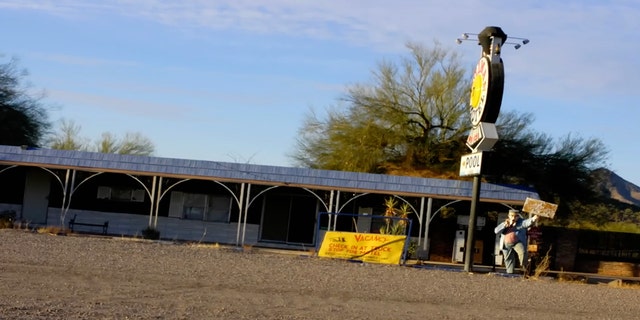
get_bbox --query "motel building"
[0,144,542,267]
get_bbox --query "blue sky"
[1,1,639,186]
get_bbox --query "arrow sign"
[466,122,499,152]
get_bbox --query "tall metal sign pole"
[456,26,529,272]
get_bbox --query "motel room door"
[260,193,317,245]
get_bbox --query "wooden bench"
[68,214,109,235]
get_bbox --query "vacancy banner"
[318,231,406,265]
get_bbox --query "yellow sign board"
[522,197,558,219]
[317,231,407,265]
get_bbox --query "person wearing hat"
[494,209,538,274]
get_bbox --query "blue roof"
[0,145,538,204]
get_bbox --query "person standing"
[494,209,538,274]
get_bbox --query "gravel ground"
[1,229,639,320]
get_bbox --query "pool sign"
[459,152,483,177]
[461,26,509,178]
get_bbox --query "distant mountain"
[592,168,640,208]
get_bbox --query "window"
[96,186,145,202]
[97,186,111,199]
[170,191,231,222]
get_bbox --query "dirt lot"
[1,229,639,319]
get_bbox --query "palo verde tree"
[0,56,50,146]
[46,118,155,156]
[292,40,616,225]
[292,42,471,173]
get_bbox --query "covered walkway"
[0,145,538,251]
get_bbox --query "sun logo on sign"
[469,56,490,126]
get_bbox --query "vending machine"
[453,216,485,264]
[452,230,466,263]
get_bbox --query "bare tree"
[95,132,119,154]
[116,132,154,156]
[47,118,155,156]
[46,118,88,150]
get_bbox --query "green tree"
[487,112,609,221]
[111,132,155,156]
[292,41,614,225]
[292,42,470,173]
[95,132,119,153]
[46,118,155,156]
[46,118,88,150]
[0,56,50,146]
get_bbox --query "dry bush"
[141,226,160,240]
[0,210,16,229]
[36,225,69,235]
[557,273,588,284]
[188,242,221,249]
[0,219,13,229]
[531,247,552,279]
[619,282,640,289]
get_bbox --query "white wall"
[45,207,259,246]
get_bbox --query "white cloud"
[5,0,638,103]
[31,53,138,67]
[47,89,195,120]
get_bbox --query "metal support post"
[463,175,481,272]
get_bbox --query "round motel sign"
[469,56,504,126]
[470,56,489,126]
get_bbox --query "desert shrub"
[406,239,418,259]
[0,210,16,229]
[36,226,68,235]
[142,226,160,240]
[380,197,410,235]
[531,247,552,279]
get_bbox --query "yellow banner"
[317,231,407,264]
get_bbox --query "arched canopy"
[0,145,538,205]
